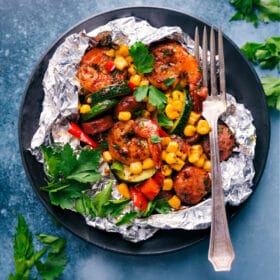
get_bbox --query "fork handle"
[208,117,235,271]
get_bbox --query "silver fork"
[194,26,235,271]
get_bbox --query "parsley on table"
[230,0,280,27]
[134,85,167,110]
[240,37,280,71]
[9,214,67,280]
[261,75,280,110]
[129,41,154,73]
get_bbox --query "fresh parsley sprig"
[129,41,154,73]
[230,0,280,27]
[9,214,67,280]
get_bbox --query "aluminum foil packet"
[30,17,256,242]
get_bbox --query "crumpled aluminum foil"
[30,17,256,242]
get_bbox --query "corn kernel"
[128,65,137,75]
[139,79,149,86]
[196,120,211,135]
[125,55,133,65]
[105,49,115,57]
[162,178,173,191]
[188,111,201,125]
[146,102,157,112]
[165,104,180,120]
[168,195,181,209]
[142,158,155,169]
[117,183,131,199]
[161,137,171,147]
[172,100,183,112]
[79,104,91,114]
[191,144,203,155]
[172,90,183,101]
[188,153,200,163]
[193,155,205,168]
[166,141,179,153]
[86,97,92,104]
[171,158,185,171]
[116,45,129,57]
[102,151,112,163]
[184,124,196,137]
[165,152,177,164]
[203,160,211,172]
[114,56,128,71]
[129,162,143,175]
[129,74,141,86]
[161,164,173,176]
[161,150,167,161]
[118,111,131,121]
[142,110,150,118]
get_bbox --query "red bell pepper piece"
[128,81,137,92]
[130,187,148,211]
[105,60,116,72]
[151,119,169,137]
[139,178,161,201]
[153,171,164,186]
[68,122,98,148]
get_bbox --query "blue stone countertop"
[0,1,279,279]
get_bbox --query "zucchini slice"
[80,99,119,122]
[112,163,156,183]
[88,81,130,105]
[169,91,192,136]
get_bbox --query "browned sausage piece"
[174,166,211,205]
[82,115,114,135]
[114,95,146,117]
[202,124,235,161]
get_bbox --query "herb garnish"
[230,0,280,27]
[129,41,154,73]
[9,214,67,280]
[261,75,280,110]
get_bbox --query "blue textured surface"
[0,1,279,279]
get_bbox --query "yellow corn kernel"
[128,65,137,75]
[165,152,177,165]
[141,110,150,118]
[168,195,181,209]
[117,183,131,199]
[102,151,112,163]
[167,95,173,104]
[114,56,128,71]
[196,120,211,135]
[161,164,173,176]
[171,158,185,171]
[162,178,173,191]
[86,97,92,104]
[165,104,180,120]
[105,49,115,57]
[193,155,205,168]
[172,90,184,101]
[184,124,196,137]
[125,55,133,65]
[166,141,179,153]
[116,45,130,57]
[191,144,203,155]
[146,102,157,112]
[129,74,141,86]
[188,153,200,163]
[79,104,91,114]
[139,79,149,86]
[161,150,167,161]
[203,160,211,172]
[161,137,171,147]
[118,111,131,121]
[129,162,143,175]
[172,100,183,112]
[142,158,155,169]
[180,152,187,161]
[188,111,201,125]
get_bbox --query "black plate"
[18,6,270,255]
